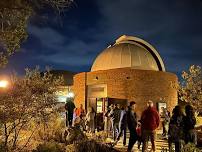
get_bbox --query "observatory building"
[73,35,178,116]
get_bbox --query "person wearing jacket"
[183,104,197,145]
[86,107,96,133]
[141,100,160,152]
[65,98,76,127]
[109,104,121,141]
[127,101,138,152]
[161,107,170,138]
[115,106,127,146]
[168,105,185,152]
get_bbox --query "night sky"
[1,0,202,77]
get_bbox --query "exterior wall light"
[0,80,8,88]
[67,92,74,98]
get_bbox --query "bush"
[32,142,65,152]
[196,116,202,126]
[33,114,66,143]
[181,143,200,152]
[64,126,87,145]
[0,142,6,152]
[65,144,76,152]
[93,131,108,142]
[66,139,119,152]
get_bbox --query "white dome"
[91,35,165,72]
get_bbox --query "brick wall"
[72,72,86,108]
[73,68,178,116]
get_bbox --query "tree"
[0,0,72,68]
[0,68,63,151]
[178,65,202,112]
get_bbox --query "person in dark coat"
[183,104,197,145]
[141,100,160,152]
[168,105,185,152]
[65,98,75,127]
[115,106,127,146]
[127,101,138,152]
[109,104,121,141]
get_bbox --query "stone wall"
[73,68,178,116]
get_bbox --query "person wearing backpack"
[183,104,197,145]
[168,105,185,152]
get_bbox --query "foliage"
[32,141,65,152]
[178,65,202,112]
[0,0,73,67]
[0,68,63,151]
[196,116,202,126]
[64,126,87,145]
[181,143,200,152]
[65,144,76,152]
[161,143,200,152]
[33,113,66,143]
[87,131,108,143]
[66,139,120,152]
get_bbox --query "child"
[136,121,142,149]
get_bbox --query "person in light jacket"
[86,107,96,133]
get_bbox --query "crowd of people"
[65,101,96,133]
[65,99,197,152]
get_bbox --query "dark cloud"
[1,0,202,77]
[94,0,202,74]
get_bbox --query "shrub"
[64,126,87,145]
[65,144,76,152]
[93,131,108,142]
[181,143,200,152]
[66,139,119,152]
[33,113,66,143]
[32,142,65,152]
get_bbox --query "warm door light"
[67,92,74,98]
[0,80,8,88]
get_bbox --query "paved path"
[114,131,169,152]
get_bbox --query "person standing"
[127,101,138,152]
[109,104,121,141]
[115,106,127,146]
[168,105,185,152]
[183,104,197,145]
[86,107,96,133]
[77,104,85,118]
[161,107,170,138]
[141,100,160,152]
[72,108,78,126]
[76,104,86,130]
[104,106,111,137]
[65,98,76,127]
[136,121,142,150]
